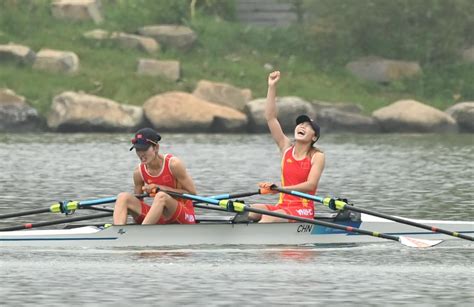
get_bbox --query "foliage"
[303,0,474,65]
[0,0,472,117]
[190,0,236,21]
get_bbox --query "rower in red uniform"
[249,71,325,223]
[113,128,196,225]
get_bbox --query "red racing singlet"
[139,154,194,213]
[278,146,315,210]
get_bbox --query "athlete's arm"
[266,71,291,153]
[133,166,145,194]
[284,151,325,194]
[167,158,197,195]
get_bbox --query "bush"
[303,0,474,65]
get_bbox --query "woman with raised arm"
[250,71,325,223]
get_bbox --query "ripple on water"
[1,133,473,305]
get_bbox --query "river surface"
[0,133,473,306]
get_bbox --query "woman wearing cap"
[249,71,325,223]
[113,128,197,225]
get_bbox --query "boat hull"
[1,214,473,248]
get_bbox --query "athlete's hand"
[258,182,278,194]
[143,184,160,196]
[268,71,280,87]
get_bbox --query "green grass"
[0,0,472,117]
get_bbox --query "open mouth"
[297,130,305,136]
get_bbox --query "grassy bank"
[0,0,472,116]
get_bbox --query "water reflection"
[263,248,318,262]
[135,251,192,260]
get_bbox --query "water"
[0,133,473,306]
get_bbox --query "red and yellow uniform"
[135,154,196,224]
[265,146,315,220]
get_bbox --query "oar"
[0,188,262,220]
[0,193,148,220]
[206,190,262,201]
[84,207,114,213]
[0,190,260,220]
[0,212,112,232]
[0,208,54,219]
[272,186,474,242]
[158,188,442,248]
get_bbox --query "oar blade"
[399,236,443,248]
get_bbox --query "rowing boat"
[1,213,472,248]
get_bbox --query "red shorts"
[134,200,196,224]
[264,203,314,222]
